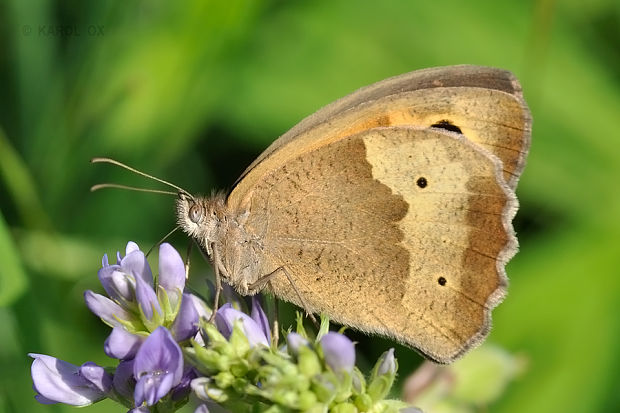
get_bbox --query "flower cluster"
[31,242,206,411]
[188,312,414,413]
[29,242,421,413]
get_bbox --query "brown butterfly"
[99,65,531,363]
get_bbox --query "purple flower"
[286,332,309,356]
[125,241,140,256]
[30,354,111,406]
[84,290,132,327]
[133,327,183,406]
[158,243,186,297]
[105,327,145,360]
[215,303,269,347]
[377,348,396,376]
[187,293,212,320]
[112,359,135,401]
[170,293,200,341]
[98,242,153,304]
[98,265,134,304]
[250,296,271,343]
[135,275,162,322]
[320,332,355,373]
[171,367,198,402]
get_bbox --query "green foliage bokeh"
[1,1,619,412]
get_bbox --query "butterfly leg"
[208,242,225,323]
[271,290,279,346]
[248,267,318,326]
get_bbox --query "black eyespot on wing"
[416,177,428,188]
[438,276,447,286]
[431,120,462,134]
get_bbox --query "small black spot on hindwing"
[416,177,428,188]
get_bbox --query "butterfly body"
[177,192,266,295]
[177,65,531,363]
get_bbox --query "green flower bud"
[229,358,250,377]
[272,388,298,407]
[331,401,358,413]
[115,316,146,335]
[305,404,329,413]
[156,285,176,324]
[190,341,231,372]
[229,321,251,357]
[312,374,338,404]
[298,345,322,376]
[351,368,366,394]
[333,371,353,403]
[367,375,392,403]
[200,320,229,348]
[298,390,318,410]
[262,405,286,413]
[368,349,397,402]
[215,371,235,388]
[353,393,373,411]
[206,386,228,403]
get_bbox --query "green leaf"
[0,212,28,306]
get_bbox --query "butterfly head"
[176,191,227,250]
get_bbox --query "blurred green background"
[1,0,619,412]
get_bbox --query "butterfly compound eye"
[189,204,203,224]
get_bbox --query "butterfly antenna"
[91,157,194,200]
[90,183,177,195]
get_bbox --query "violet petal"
[98,266,134,303]
[250,296,271,343]
[79,362,113,393]
[133,327,183,406]
[112,359,135,401]
[135,372,174,406]
[34,394,57,404]
[320,332,355,373]
[170,293,199,341]
[121,250,153,286]
[377,348,396,376]
[171,367,197,402]
[158,243,186,294]
[187,293,212,320]
[105,327,145,360]
[84,290,131,327]
[29,354,107,406]
[125,241,140,256]
[286,332,309,356]
[134,275,161,321]
[215,304,268,347]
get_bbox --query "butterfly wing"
[225,66,530,362]
[234,126,514,362]
[230,65,530,198]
